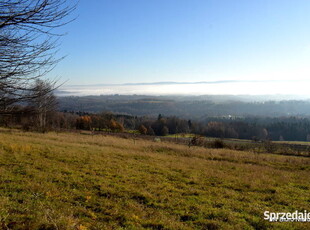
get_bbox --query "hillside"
[58,95,310,118]
[0,129,309,229]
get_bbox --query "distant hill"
[58,95,310,119]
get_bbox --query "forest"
[58,95,310,118]
[3,101,310,142]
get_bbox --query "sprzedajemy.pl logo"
[264,210,310,222]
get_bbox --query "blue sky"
[50,0,310,94]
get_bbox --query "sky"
[49,0,310,95]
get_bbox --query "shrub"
[209,139,225,149]
[161,126,169,136]
[189,136,205,147]
[138,125,147,135]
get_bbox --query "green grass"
[0,128,309,229]
[165,134,195,138]
[275,141,310,145]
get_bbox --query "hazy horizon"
[57,80,310,99]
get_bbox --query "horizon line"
[63,79,308,87]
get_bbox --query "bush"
[189,136,205,147]
[209,139,225,149]
[161,126,169,136]
[138,125,147,135]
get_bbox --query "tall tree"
[0,0,75,111]
[29,79,57,131]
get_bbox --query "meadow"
[0,128,309,229]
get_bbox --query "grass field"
[0,128,309,229]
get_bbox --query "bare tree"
[29,79,57,131]
[0,0,75,112]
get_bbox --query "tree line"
[3,103,310,142]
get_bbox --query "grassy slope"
[0,129,309,230]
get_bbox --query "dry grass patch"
[0,128,309,229]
